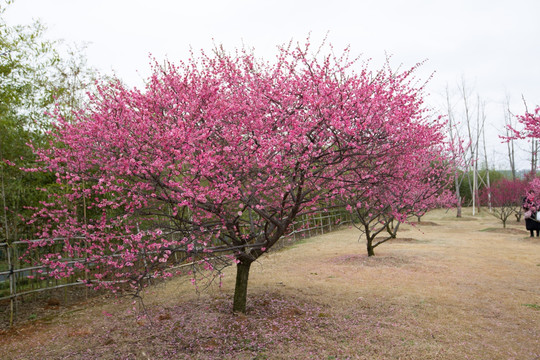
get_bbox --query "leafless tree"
[504,95,517,180]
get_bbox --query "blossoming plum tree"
[338,144,455,256]
[480,178,527,228]
[27,41,450,313]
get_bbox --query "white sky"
[4,0,540,170]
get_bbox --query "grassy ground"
[0,207,539,359]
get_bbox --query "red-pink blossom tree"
[26,41,449,313]
[480,178,527,228]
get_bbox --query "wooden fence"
[0,208,352,326]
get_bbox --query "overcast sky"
[4,0,540,170]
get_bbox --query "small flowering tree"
[26,41,448,313]
[480,178,527,228]
[505,108,540,222]
[340,147,454,256]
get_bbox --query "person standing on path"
[523,189,540,237]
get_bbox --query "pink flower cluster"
[509,106,540,140]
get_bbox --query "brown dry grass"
[0,207,539,359]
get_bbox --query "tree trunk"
[504,96,516,181]
[233,261,252,313]
[367,239,375,257]
[456,195,462,218]
[532,139,538,175]
[445,86,462,219]
[385,221,396,239]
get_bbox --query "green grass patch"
[288,238,310,248]
[522,303,540,310]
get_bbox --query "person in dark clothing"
[523,190,540,237]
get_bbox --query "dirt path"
[1,208,539,359]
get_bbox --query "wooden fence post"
[7,244,14,327]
